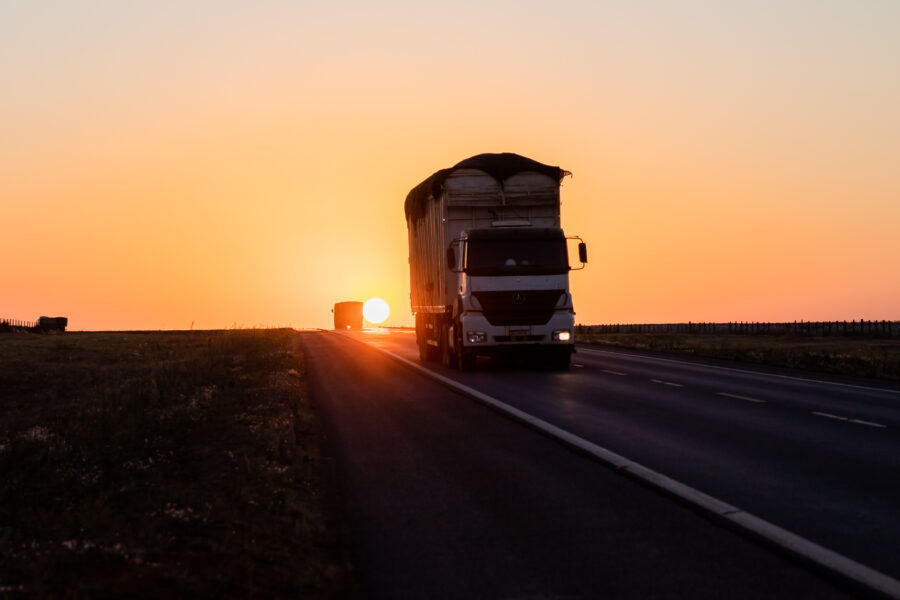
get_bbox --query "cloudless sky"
[3,1,899,330]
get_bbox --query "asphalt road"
[352,330,900,584]
[301,331,856,599]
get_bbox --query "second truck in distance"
[405,152,587,371]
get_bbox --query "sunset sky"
[3,1,899,330]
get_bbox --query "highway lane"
[301,331,850,599]
[353,329,900,582]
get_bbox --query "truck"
[333,301,363,330]
[405,152,587,371]
[38,316,67,332]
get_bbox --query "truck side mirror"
[578,242,588,264]
[446,247,456,270]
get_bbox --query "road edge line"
[332,331,900,599]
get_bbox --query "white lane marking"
[650,378,682,387]
[717,392,767,404]
[577,347,900,395]
[813,411,848,421]
[601,369,626,376]
[574,364,585,368]
[335,331,900,598]
[812,412,888,429]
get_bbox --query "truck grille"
[473,290,564,326]
[494,335,545,343]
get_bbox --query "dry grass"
[576,332,900,380]
[0,330,347,598]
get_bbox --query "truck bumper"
[456,312,575,356]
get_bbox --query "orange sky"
[3,2,899,330]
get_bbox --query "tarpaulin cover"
[404,153,568,223]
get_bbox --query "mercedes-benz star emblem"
[512,291,526,304]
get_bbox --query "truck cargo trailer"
[405,153,587,371]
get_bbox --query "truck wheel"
[440,323,457,369]
[418,335,430,362]
[416,314,429,361]
[454,325,474,371]
[417,314,439,362]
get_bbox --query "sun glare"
[363,298,390,325]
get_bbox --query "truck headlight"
[553,329,571,342]
[467,331,487,343]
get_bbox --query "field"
[576,331,900,380]
[0,330,347,598]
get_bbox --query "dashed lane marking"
[717,392,767,404]
[601,369,626,376]
[812,412,887,428]
[850,419,888,428]
[813,411,848,421]
[651,378,682,387]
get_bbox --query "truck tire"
[440,323,457,369]
[416,314,429,361]
[418,335,430,362]
[417,314,439,362]
[456,325,476,371]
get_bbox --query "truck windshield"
[465,238,569,276]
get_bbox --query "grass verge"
[576,332,900,380]
[0,329,347,598]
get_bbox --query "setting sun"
[363,298,390,325]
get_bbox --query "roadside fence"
[0,318,39,332]
[577,320,899,338]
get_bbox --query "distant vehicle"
[38,316,67,332]
[405,153,587,371]
[333,302,363,330]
